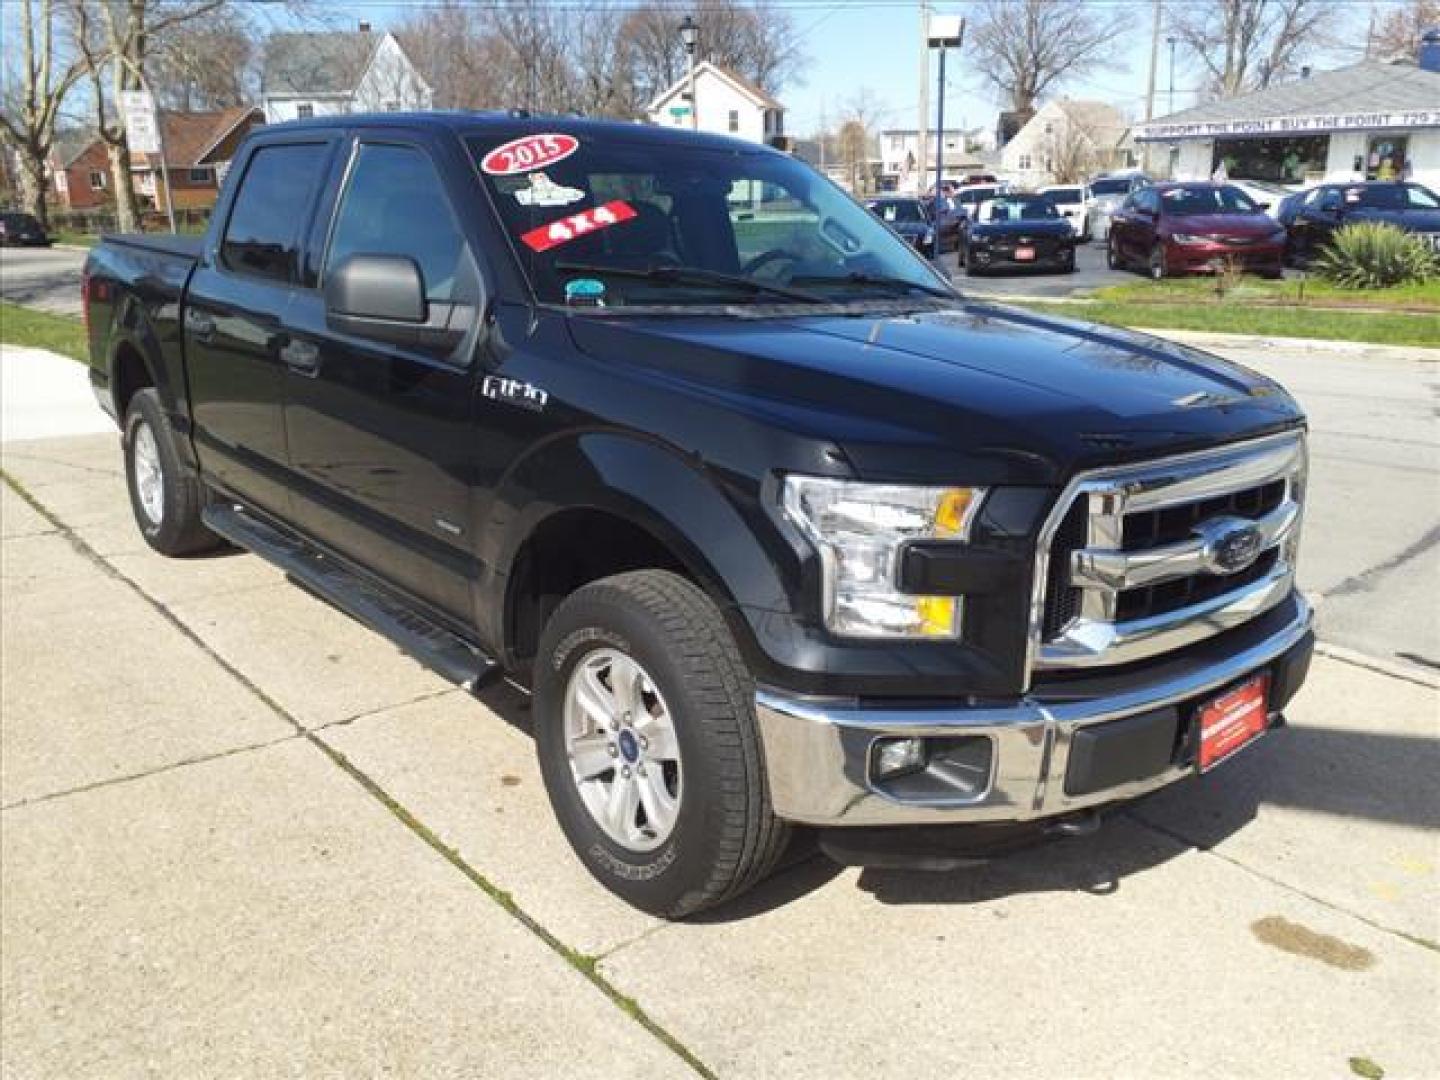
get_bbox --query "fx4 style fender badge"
[483,375,549,413]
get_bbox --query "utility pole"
[680,15,699,131]
[917,2,929,194]
[1168,35,1177,118]
[928,15,964,201]
[1144,0,1162,121]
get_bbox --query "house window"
[189,167,213,184]
[728,110,740,133]
[89,169,107,190]
[1018,154,1032,170]
[296,103,314,119]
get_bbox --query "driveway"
[1,341,1437,1078]
[0,245,87,316]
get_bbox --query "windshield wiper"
[789,271,957,299]
[553,262,826,304]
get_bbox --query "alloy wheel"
[132,421,165,526]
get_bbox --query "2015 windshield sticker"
[481,133,579,176]
[515,172,585,208]
[520,200,637,253]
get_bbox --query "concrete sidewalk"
[1,364,1437,1076]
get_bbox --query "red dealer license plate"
[1197,673,1271,772]
[1014,246,1036,261]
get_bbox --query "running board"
[203,504,498,691]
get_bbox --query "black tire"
[123,388,223,556]
[1148,243,1168,280]
[1061,250,1077,274]
[1106,236,1122,270]
[534,570,790,918]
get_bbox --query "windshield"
[468,131,949,308]
[1159,185,1261,216]
[977,197,1059,222]
[868,199,927,224]
[1089,178,1133,196]
[1043,188,1082,203]
[1344,183,1440,210]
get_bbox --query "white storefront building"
[1134,59,1440,189]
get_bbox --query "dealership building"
[1134,57,1440,189]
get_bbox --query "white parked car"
[1222,179,1300,218]
[1038,184,1090,240]
[1086,172,1152,241]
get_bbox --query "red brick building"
[51,107,263,214]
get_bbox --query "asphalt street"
[1,344,1436,1078]
[0,245,88,316]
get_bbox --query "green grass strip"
[0,302,88,363]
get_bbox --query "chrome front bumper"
[755,597,1312,827]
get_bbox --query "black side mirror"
[1255,201,1271,211]
[325,253,474,353]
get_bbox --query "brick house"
[51,107,263,214]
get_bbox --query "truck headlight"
[782,477,984,639]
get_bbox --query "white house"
[261,27,432,123]
[646,61,784,145]
[1134,58,1440,188]
[879,127,997,192]
[1001,100,1133,188]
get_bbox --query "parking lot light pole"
[680,15,699,131]
[927,15,964,199]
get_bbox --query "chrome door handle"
[184,309,215,342]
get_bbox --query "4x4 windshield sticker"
[515,172,585,208]
[481,133,579,176]
[520,200,637,253]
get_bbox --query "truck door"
[183,139,334,519]
[280,135,483,622]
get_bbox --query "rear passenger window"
[325,144,473,302]
[221,143,328,283]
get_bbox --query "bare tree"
[836,89,882,194]
[0,0,87,227]
[968,0,1127,114]
[67,0,229,232]
[395,2,512,110]
[1368,0,1439,59]
[147,7,254,110]
[617,1,805,104]
[1170,0,1328,99]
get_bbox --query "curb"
[1314,642,1440,690]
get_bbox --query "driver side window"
[325,143,474,303]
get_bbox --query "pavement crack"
[310,687,463,733]
[1125,809,1440,955]
[1323,524,1440,600]
[0,734,302,813]
[1,467,718,1080]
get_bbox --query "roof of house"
[1138,61,1440,133]
[262,31,382,96]
[647,60,785,113]
[147,108,263,166]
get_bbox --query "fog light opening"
[872,737,928,781]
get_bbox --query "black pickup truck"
[83,113,1313,916]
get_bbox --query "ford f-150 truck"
[83,113,1313,917]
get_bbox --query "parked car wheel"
[1106,236,1123,270]
[123,388,224,557]
[1148,244,1169,280]
[534,569,790,918]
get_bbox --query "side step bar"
[203,503,498,691]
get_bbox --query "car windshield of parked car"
[1043,188,1083,204]
[468,132,949,308]
[1160,185,1261,216]
[868,199,926,224]
[1089,177,1132,196]
[1344,184,1440,210]
[976,197,1058,223]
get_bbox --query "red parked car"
[1108,183,1286,280]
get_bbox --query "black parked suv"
[82,114,1314,916]
[0,211,51,247]
[1280,181,1440,263]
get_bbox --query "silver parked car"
[1087,172,1152,241]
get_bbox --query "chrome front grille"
[1029,432,1306,677]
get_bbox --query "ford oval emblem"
[1212,523,1263,574]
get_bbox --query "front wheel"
[1149,244,1169,280]
[534,570,790,918]
[1106,236,1122,270]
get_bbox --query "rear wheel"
[1106,235,1122,270]
[123,388,223,556]
[533,570,789,918]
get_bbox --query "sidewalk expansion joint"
[0,734,302,813]
[309,687,464,734]
[1,469,718,1080]
[1126,809,1439,956]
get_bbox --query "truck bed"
[100,233,204,261]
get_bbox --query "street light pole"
[926,15,963,202]
[934,43,947,200]
[679,15,699,132]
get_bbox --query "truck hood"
[566,301,1303,485]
